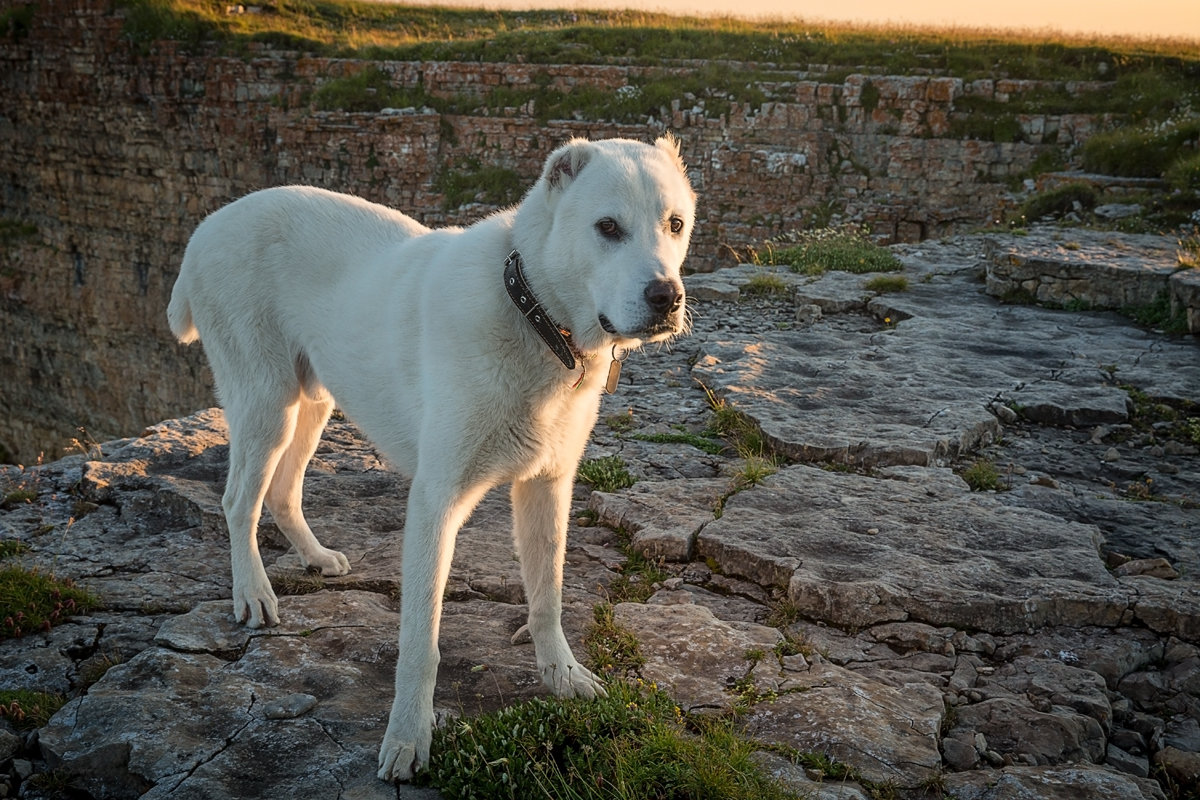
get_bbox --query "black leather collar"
[503,250,581,370]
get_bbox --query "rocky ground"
[1,229,1198,799]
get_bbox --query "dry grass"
[119,0,1200,74]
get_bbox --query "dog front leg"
[512,474,606,699]
[378,478,482,783]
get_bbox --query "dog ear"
[655,133,688,175]
[655,132,681,157]
[543,138,593,191]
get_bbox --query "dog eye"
[669,216,684,234]
[596,218,622,240]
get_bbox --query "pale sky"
[404,0,1200,42]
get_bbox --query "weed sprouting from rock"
[577,456,636,493]
[960,458,1006,491]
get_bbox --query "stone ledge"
[984,228,1199,333]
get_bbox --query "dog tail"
[166,270,199,344]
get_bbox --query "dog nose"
[644,279,683,315]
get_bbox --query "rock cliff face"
[0,0,1125,461]
[1,234,1197,799]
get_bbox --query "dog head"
[517,135,696,354]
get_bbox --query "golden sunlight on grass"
[119,0,1200,65]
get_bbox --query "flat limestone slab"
[39,591,436,800]
[614,598,944,788]
[692,265,1198,468]
[697,464,1130,634]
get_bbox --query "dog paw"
[376,718,432,783]
[232,579,279,629]
[541,659,606,700]
[306,546,351,577]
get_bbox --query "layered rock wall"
[1,0,1119,460]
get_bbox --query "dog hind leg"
[264,396,351,577]
[222,392,303,629]
[512,473,606,699]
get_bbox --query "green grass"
[583,602,646,679]
[960,458,1004,491]
[631,430,726,456]
[108,0,1200,149]
[420,679,802,800]
[1167,152,1200,194]
[1081,116,1200,178]
[742,272,790,297]
[863,274,909,293]
[309,65,435,112]
[434,157,524,210]
[731,455,777,491]
[606,526,670,604]
[951,72,1199,142]
[1,488,37,509]
[604,410,636,433]
[698,386,785,517]
[0,689,67,730]
[1120,384,1200,452]
[577,456,636,493]
[0,540,29,558]
[1,566,100,640]
[702,386,769,459]
[477,62,772,125]
[0,4,35,41]
[763,228,903,276]
[1185,418,1200,446]
[1120,290,1190,335]
[116,0,1200,80]
[1020,182,1097,221]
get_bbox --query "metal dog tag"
[604,359,622,394]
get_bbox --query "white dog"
[166,136,695,781]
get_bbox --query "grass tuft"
[604,409,636,433]
[310,65,434,112]
[420,679,802,800]
[434,157,524,210]
[763,227,903,276]
[0,689,67,730]
[0,566,100,640]
[577,456,637,493]
[1020,182,1097,221]
[631,430,726,455]
[0,218,38,245]
[1,488,37,510]
[583,602,646,679]
[605,526,670,605]
[742,271,790,297]
[960,458,1005,491]
[703,386,769,459]
[1120,290,1190,335]
[0,540,30,559]
[1080,115,1200,179]
[863,274,909,293]
[115,0,1200,79]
